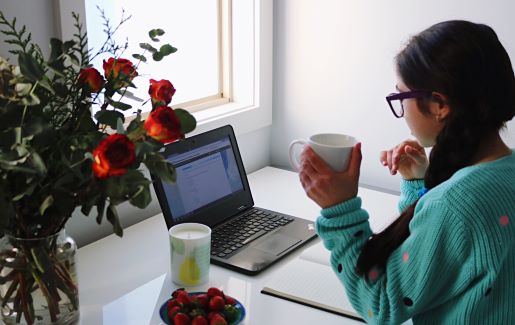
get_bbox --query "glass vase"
[0,230,79,325]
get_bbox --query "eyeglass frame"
[386,90,433,118]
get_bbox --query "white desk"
[77,167,400,324]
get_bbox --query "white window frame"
[55,0,272,137]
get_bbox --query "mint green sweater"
[315,151,515,324]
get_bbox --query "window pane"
[85,0,219,113]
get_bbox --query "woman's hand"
[298,143,362,209]
[379,140,428,180]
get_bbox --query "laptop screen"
[162,136,244,223]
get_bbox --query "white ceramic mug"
[169,223,211,286]
[289,133,357,172]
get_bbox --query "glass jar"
[0,230,79,325]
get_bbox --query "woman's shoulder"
[421,150,515,225]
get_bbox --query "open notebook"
[261,241,364,322]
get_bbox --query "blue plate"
[159,291,246,325]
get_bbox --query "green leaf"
[174,108,197,134]
[38,79,56,94]
[30,151,47,175]
[148,28,165,41]
[109,100,132,111]
[77,111,97,132]
[39,195,54,216]
[49,38,63,63]
[62,40,76,52]
[18,52,45,81]
[159,44,177,56]
[65,53,80,66]
[15,83,32,96]
[117,89,144,102]
[152,52,163,61]
[145,153,176,183]
[139,43,157,53]
[116,118,125,134]
[107,204,124,237]
[135,140,161,158]
[126,116,143,133]
[81,203,93,216]
[95,110,125,129]
[96,200,106,225]
[132,53,147,62]
[129,184,151,208]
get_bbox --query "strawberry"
[167,298,179,309]
[209,314,227,325]
[207,311,222,320]
[224,295,236,305]
[173,312,191,325]
[207,287,222,298]
[208,296,225,311]
[167,305,181,320]
[192,315,208,325]
[172,288,186,298]
[177,290,192,305]
[192,293,209,309]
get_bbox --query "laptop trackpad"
[254,233,301,256]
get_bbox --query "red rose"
[92,134,136,179]
[78,67,104,93]
[144,106,183,143]
[148,79,176,105]
[102,57,138,88]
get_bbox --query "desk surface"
[77,167,400,324]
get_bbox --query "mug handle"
[288,139,308,172]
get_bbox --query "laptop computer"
[152,124,317,275]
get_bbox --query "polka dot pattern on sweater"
[500,215,509,226]
[369,269,379,281]
[402,252,409,263]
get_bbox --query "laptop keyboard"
[211,209,294,259]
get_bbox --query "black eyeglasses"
[386,90,432,118]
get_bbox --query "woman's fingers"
[404,145,426,164]
[301,147,332,174]
[379,151,388,166]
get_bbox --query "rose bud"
[78,67,104,93]
[103,57,138,88]
[143,106,183,143]
[149,79,176,105]
[92,134,136,179]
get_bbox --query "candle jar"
[169,223,211,286]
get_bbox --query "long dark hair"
[356,20,515,277]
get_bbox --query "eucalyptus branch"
[71,12,89,67]
[0,11,43,62]
[89,7,131,62]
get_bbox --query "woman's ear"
[431,91,450,120]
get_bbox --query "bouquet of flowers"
[0,9,195,324]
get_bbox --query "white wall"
[271,0,515,193]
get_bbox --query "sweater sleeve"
[398,179,425,212]
[315,197,475,325]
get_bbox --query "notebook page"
[261,256,362,321]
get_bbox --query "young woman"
[298,20,515,324]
